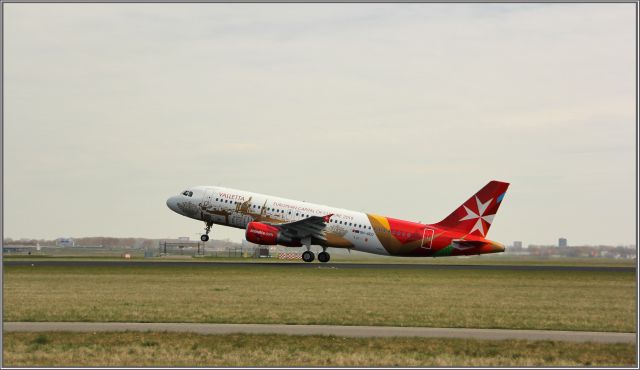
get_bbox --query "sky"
[3,3,636,246]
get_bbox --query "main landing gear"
[318,246,330,263]
[302,250,315,263]
[200,221,213,242]
[318,251,330,263]
[302,247,331,263]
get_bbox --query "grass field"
[3,265,635,332]
[3,254,636,267]
[3,332,636,367]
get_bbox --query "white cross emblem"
[459,196,495,236]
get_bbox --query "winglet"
[322,214,334,223]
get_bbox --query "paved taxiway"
[4,322,634,343]
[3,260,634,272]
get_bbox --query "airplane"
[166,180,509,263]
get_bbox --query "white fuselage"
[167,181,509,259]
[168,185,390,255]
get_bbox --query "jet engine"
[245,222,300,246]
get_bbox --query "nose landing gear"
[201,222,213,242]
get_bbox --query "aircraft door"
[421,228,435,250]
[200,189,214,209]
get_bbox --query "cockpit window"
[181,190,193,197]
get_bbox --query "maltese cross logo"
[459,196,495,236]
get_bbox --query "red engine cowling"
[245,222,300,246]
[245,222,280,245]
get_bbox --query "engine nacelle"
[245,222,279,245]
[245,222,300,246]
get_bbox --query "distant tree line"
[3,237,243,250]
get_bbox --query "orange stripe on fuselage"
[366,214,427,256]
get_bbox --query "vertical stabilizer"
[433,180,510,237]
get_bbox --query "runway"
[2,260,635,272]
[4,322,634,343]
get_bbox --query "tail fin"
[433,180,510,237]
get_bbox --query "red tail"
[433,180,510,237]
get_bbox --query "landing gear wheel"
[201,222,213,242]
[318,251,330,263]
[302,250,315,263]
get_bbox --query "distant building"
[513,241,523,250]
[56,238,75,247]
[559,238,568,248]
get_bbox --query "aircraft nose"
[166,196,180,213]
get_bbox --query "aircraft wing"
[267,214,333,241]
